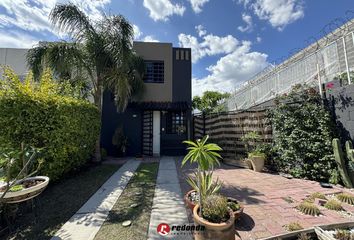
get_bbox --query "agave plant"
[186,171,222,201]
[182,135,222,215]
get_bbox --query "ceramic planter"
[184,189,197,211]
[0,176,49,204]
[227,197,244,221]
[246,156,265,172]
[193,204,235,240]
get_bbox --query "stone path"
[52,159,141,240]
[148,156,192,240]
[177,159,354,240]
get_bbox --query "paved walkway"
[177,159,354,240]
[148,156,191,240]
[52,159,141,240]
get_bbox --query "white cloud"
[188,0,209,13]
[133,24,143,39]
[237,13,253,32]
[238,0,304,30]
[193,41,268,96]
[142,35,159,42]
[0,30,40,48]
[256,36,262,42]
[195,25,207,37]
[0,0,111,38]
[143,0,185,21]
[178,32,239,63]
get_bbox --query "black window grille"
[166,111,186,134]
[144,61,164,83]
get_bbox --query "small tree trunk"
[197,166,202,217]
[93,80,103,163]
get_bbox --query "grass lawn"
[94,162,159,240]
[5,163,121,240]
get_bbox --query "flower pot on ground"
[193,195,235,240]
[227,197,244,221]
[247,151,265,172]
[0,176,49,204]
[185,189,198,211]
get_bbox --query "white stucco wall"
[0,48,29,79]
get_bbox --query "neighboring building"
[0,42,192,157]
[101,42,192,157]
[226,19,354,111]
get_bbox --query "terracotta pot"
[0,176,49,204]
[193,204,235,240]
[184,189,197,211]
[227,197,244,221]
[249,156,265,172]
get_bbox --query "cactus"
[324,199,343,211]
[297,201,321,216]
[332,139,354,188]
[337,193,354,205]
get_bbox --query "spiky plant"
[297,201,321,216]
[307,192,327,202]
[324,199,343,211]
[337,193,354,205]
[285,222,303,231]
[297,233,311,240]
[333,229,352,240]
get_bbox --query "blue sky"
[0,0,353,96]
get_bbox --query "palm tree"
[26,3,145,162]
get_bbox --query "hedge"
[0,68,100,181]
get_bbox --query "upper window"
[144,61,164,83]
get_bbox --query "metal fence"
[226,17,354,111]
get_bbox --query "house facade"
[0,42,192,157]
[101,42,192,157]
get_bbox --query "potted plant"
[182,135,236,240]
[0,144,49,204]
[112,126,128,157]
[241,131,266,172]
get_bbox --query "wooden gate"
[142,111,153,156]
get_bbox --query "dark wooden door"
[142,111,153,156]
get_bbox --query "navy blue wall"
[172,48,192,103]
[101,92,142,157]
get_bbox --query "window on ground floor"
[166,111,186,134]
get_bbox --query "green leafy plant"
[192,91,231,114]
[186,171,222,201]
[227,201,240,211]
[336,193,354,205]
[241,131,261,153]
[0,68,100,181]
[332,139,354,188]
[284,222,303,231]
[269,84,336,182]
[112,127,128,154]
[201,195,229,223]
[297,201,321,216]
[182,135,222,215]
[9,185,24,192]
[324,199,343,211]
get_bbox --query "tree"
[26,3,145,162]
[192,91,230,114]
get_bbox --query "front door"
[152,111,161,156]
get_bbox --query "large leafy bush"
[0,68,100,181]
[269,84,336,181]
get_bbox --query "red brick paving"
[176,159,354,240]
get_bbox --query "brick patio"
[176,159,354,240]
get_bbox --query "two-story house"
[101,42,192,157]
[0,42,192,157]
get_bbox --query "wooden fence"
[193,110,272,167]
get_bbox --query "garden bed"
[3,163,121,240]
[94,163,159,240]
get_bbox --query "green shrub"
[201,195,229,223]
[0,68,100,181]
[269,84,336,182]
